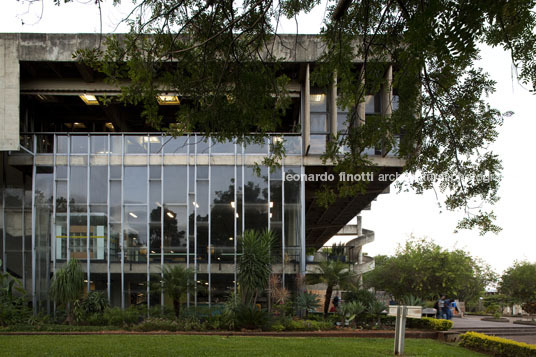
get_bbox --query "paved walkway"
[452,315,536,329]
[451,315,536,345]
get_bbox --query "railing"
[306,245,364,264]
[20,133,303,156]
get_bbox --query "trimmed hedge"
[460,331,536,357]
[407,317,453,331]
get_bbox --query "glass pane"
[56,165,67,179]
[309,135,327,155]
[197,136,210,154]
[91,136,108,154]
[310,94,327,112]
[126,135,148,154]
[90,165,107,204]
[244,138,268,154]
[244,166,268,231]
[283,136,301,155]
[124,206,147,263]
[212,139,235,154]
[70,166,88,205]
[56,135,68,154]
[284,166,301,266]
[124,166,147,204]
[163,136,188,154]
[111,136,122,154]
[90,206,107,261]
[149,135,163,154]
[109,223,121,262]
[196,180,209,264]
[210,166,235,263]
[36,134,53,153]
[163,166,187,203]
[109,181,121,223]
[149,181,162,218]
[311,113,327,133]
[337,112,348,133]
[163,205,187,263]
[149,166,161,179]
[69,210,87,260]
[110,165,121,179]
[365,95,376,114]
[71,136,89,154]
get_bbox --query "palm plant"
[49,258,84,324]
[295,291,320,318]
[339,301,366,328]
[159,265,195,317]
[317,260,355,317]
[238,229,274,305]
[400,294,424,307]
[367,300,387,326]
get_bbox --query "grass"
[0,335,485,356]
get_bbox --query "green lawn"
[0,335,484,356]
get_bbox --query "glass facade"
[1,134,304,312]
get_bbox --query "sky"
[2,0,535,274]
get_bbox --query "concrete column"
[329,71,337,139]
[381,64,393,117]
[304,64,311,155]
[0,35,20,151]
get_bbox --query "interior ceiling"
[305,166,402,248]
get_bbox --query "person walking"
[436,296,445,319]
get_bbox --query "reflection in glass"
[71,136,88,154]
[91,136,108,154]
[125,136,148,154]
[56,135,68,154]
[163,136,188,154]
[164,166,187,203]
[124,206,147,263]
[90,165,107,204]
[284,167,301,265]
[210,167,235,263]
[244,166,268,231]
[124,166,147,204]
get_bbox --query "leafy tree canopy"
[52,0,536,234]
[363,237,496,302]
[499,261,536,305]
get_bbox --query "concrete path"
[451,315,536,344]
[452,315,536,329]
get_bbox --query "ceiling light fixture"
[156,95,180,105]
[80,94,99,105]
[129,212,138,219]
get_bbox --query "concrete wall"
[0,34,19,151]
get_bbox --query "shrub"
[284,319,333,331]
[460,331,536,357]
[135,318,179,332]
[407,317,453,331]
[271,323,285,332]
[233,304,271,330]
[102,306,143,327]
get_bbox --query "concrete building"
[0,33,403,313]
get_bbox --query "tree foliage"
[363,237,495,302]
[238,229,275,305]
[49,258,85,323]
[499,261,536,305]
[51,0,536,233]
[314,260,356,316]
[157,264,196,317]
